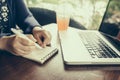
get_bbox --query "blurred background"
[25,0,109,30]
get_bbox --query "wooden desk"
[0,23,120,80]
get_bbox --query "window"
[26,0,109,30]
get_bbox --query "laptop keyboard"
[79,32,120,58]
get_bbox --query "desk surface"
[0,23,120,80]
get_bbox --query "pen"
[11,28,42,49]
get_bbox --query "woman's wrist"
[33,26,42,30]
[32,26,43,33]
[0,36,8,50]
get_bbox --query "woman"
[0,0,51,56]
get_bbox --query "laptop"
[59,0,120,65]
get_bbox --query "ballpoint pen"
[11,28,42,49]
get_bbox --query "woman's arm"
[14,0,51,47]
[15,0,41,33]
[0,37,7,50]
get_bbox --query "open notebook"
[22,24,58,64]
[23,45,58,64]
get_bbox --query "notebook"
[59,0,120,65]
[23,46,58,64]
[22,24,58,64]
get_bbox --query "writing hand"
[32,27,52,48]
[2,34,37,56]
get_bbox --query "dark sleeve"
[15,0,41,33]
[0,33,11,38]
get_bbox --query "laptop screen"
[99,0,120,37]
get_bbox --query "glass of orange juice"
[56,14,70,31]
[56,6,70,31]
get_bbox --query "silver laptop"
[59,0,120,65]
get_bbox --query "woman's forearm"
[0,37,8,50]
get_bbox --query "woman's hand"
[32,27,52,48]
[0,34,36,56]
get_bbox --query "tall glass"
[56,13,70,31]
[56,5,70,31]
